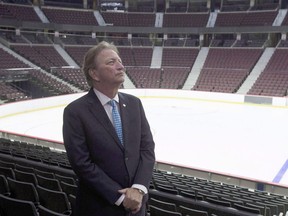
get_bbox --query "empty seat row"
[0,163,77,193]
[1,137,288,216]
[0,174,74,216]
[150,170,288,216]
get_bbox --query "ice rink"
[0,89,288,187]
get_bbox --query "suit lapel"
[86,89,124,149]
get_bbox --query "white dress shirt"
[93,89,147,205]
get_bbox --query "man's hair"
[82,41,119,87]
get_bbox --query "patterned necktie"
[109,100,123,145]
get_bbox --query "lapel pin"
[123,104,126,107]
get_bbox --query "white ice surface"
[0,90,287,186]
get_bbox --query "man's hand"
[118,188,144,214]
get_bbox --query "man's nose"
[117,61,125,70]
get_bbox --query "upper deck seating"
[163,13,209,28]
[221,1,250,12]
[41,7,98,25]
[0,3,41,22]
[215,11,278,27]
[101,12,155,27]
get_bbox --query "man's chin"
[116,78,125,86]
[119,76,125,83]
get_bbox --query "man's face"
[92,49,125,86]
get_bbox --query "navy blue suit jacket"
[63,89,155,216]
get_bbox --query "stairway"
[237,48,275,94]
[182,47,209,90]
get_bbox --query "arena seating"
[1,137,288,216]
[2,34,287,98]
[0,3,41,22]
[165,0,209,13]
[221,1,250,12]
[248,49,288,97]
[163,13,210,28]
[0,1,287,99]
[1,1,288,214]
[188,2,209,12]
[123,47,196,89]
[126,67,190,89]
[0,47,29,69]
[164,38,185,47]
[104,36,131,46]
[193,48,263,93]
[210,39,236,47]
[193,68,249,93]
[160,67,190,89]
[250,3,279,10]
[220,0,278,12]
[101,11,156,27]
[166,1,188,13]
[127,0,154,12]
[117,47,134,66]
[233,39,267,48]
[128,13,156,27]
[131,37,153,47]
[117,47,154,67]
[0,82,30,102]
[43,0,83,9]
[22,33,53,44]
[1,32,287,99]
[185,38,200,47]
[11,45,69,71]
[0,139,76,215]
[150,170,288,216]
[61,35,98,46]
[126,67,162,88]
[64,46,90,66]
[0,194,39,216]
[201,48,263,70]
[51,68,89,91]
[1,0,30,4]
[0,31,28,44]
[29,69,76,95]
[215,11,278,27]
[162,48,199,67]
[132,47,153,66]
[41,7,98,25]
[101,12,129,26]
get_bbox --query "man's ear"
[89,69,100,82]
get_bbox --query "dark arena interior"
[1,0,288,215]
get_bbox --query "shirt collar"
[93,88,119,105]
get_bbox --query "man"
[62,41,155,216]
